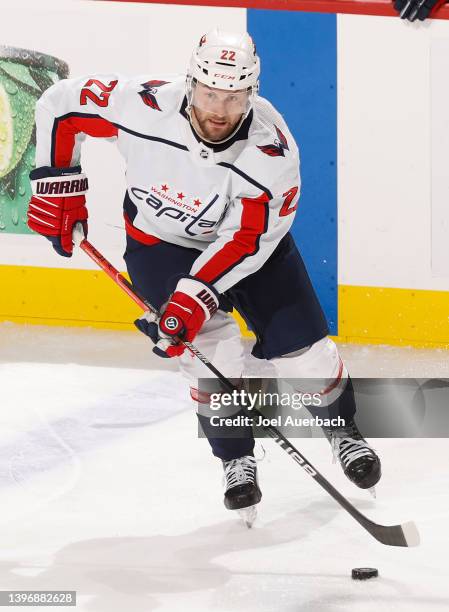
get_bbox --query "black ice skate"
[324,420,381,493]
[223,455,262,528]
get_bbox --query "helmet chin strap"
[187,104,247,146]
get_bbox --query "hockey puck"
[351,568,378,580]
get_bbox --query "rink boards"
[1,0,449,347]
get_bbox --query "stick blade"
[401,521,421,547]
[369,520,420,547]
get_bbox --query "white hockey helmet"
[187,28,260,92]
[186,29,260,143]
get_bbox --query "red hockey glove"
[134,277,219,358]
[27,166,88,257]
[394,0,446,21]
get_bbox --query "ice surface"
[0,323,448,611]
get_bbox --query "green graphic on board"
[0,47,69,234]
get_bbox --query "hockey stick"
[73,225,420,547]
[72,226,232,390]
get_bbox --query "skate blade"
[237,505,258,528]
[368,487,376,499]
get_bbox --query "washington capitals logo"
[138,80,169,111]
[257,126,289,157]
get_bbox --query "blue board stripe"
[247,9,338,334]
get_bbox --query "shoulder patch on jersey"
[138,80,170,111]
[257,125,289,157]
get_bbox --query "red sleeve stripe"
[195,192,270,285]
[51,113,118,167]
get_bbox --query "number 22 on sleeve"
[80,79,118,107]
[279,186,299,217]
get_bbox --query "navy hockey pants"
[124,232,330,461]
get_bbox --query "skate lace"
[327,421,376,468]
[223,456,257,490]
[331,436,375,468]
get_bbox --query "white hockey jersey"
[35,74,301,293]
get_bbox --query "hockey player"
[27,29,381,521]
[393,0,447,21]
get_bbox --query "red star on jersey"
[177,192,185,200]
[161,184,169,192]
[193,199,201,207]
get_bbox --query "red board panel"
[97,0,449,20]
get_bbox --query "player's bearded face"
[191,82,250,141]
